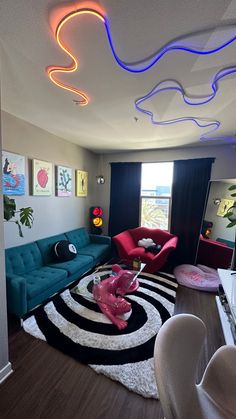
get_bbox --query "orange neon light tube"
[47,9,105,106]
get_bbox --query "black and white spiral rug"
[23,266,177,398]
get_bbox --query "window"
[140,162,173,230]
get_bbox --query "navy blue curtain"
[108,162,141,237]
[170,158,215,266]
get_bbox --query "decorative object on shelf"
[76,170,88,197]
[3,195,34,237]
[32,159,53,196]
[90,206,103,234]
[56,165,72,197]
[2,151,25,196]
[217,198,234,217]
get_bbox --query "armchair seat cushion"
[128,247,155,262]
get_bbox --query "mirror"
[196,179,236,270]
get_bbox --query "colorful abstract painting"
[2,151,25,195]
[76,170,88,197]
[32,159,53,196]
[56,166,72,197]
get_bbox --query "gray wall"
[97,145,236,234]
[2,111,100,248]
[0,93,12,382]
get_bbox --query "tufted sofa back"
[5,242,43,275]
[65,228,90,251]
[36,233,68,264]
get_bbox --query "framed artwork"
[32,159,53,196]
[2,151,25,195]
[217,198,234,217]
[76,170,88,197]
[56,165,72,197]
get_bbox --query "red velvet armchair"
[113,227,178,273]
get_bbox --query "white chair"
[154,314,236,419]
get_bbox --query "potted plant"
[3,195,34,237]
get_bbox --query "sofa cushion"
[48,254,93,275]
[5,242,43,275]
[36,233,68,264]
[65,228,90,250]
[25,266,68,299]
[77,243,111,263]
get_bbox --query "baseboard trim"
[0,362,13,384]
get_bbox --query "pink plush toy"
[92,264,139,330]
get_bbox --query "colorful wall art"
[56,165,72,197]
[32,159,53,196]
[76,170,88,197]
[217,198,235,217]
[2,151,25,195]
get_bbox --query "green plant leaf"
[226,221,236,228]
[19,207,34,228]
[228,185,236,191]
[3,195,16,221]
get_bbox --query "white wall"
[98,144,236,234]
[2,111,100,248]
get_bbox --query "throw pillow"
[53,240,77,261]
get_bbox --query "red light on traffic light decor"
[92,207,103,217]
[90,206,103,235]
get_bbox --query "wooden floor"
[0,285,225,419]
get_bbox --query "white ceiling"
[1,0,236,153]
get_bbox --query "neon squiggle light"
[47,7,236,141]
[134,77,235,141]
[48,8,236,100]
[47,9,106,105]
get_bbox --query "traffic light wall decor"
[90,206,103,234]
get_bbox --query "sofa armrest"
[89,234,111,245]
[6,275,27,317]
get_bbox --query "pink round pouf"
[173,264,220,292]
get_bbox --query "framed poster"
[217,198,234,217]
[32,159,53,196]
[76,170,88,197]
[2,151,25,195]
[56,165,72,197]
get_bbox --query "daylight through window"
[140,162,173,230]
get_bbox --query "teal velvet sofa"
[5,228,111,317]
